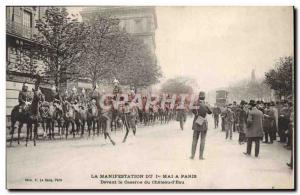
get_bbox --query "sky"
[68,6,294,91]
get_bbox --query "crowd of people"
[210,99,294,168]
[11,82,295,169]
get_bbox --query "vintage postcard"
[5,6,295,190]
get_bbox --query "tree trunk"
[34,76,41,90]
[55,77,60,91]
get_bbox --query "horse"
[9,90,43,146]
[52,102,64,137]
[86,101,99,137]
[62,101,76,139]
[39,101,52,139]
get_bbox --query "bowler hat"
[249,100,256,107]
[240,100,246,105]
[199,91,205,98]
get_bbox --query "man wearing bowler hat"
[244,100,264,157]
[190,91,212,160]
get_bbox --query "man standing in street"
[236,100,247,144]
[224,104,234,140]
[190,91,212,160]
[212,104,221,129]
[244,100,264,157]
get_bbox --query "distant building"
[80,6,158,93]
[80,6,157,57]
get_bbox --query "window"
[135,19,143,33]
[146,18,152,31]
[23,10,32,28]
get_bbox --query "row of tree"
[14,7,161,91]
[264,56,293,100]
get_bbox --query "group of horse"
[8,91,178,147]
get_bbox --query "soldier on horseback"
[68,86,80,104]
[90,83,101,109]
[112,78,122,97]
[50,85,62,111]
[18,82,32,113]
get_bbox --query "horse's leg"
[75,119,80,135]
[18,123,23,145]
[10,120,16,146]
[41,119,46,138]
[96,119,100,136]
[33,122,38,146]
[92,120,95,136]
[87,119,91,137]
[72,121,75,138]
[51,120,55,140]
[29,121,33,140]
[81,120,84,137]
[65,121,69,139]
[25,123,30,147]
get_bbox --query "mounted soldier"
[90,83,101,110]
[18,82,32,113]
[50,85,62,110]
[80,88,88,108]
[112,78,122,98]
[68,86,79,104]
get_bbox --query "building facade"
[6,6,51,116]
[80,6,157,56]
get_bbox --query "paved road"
[6,117,294,189]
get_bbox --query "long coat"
[236,107,247,133]
[246,107,264,138]
[263,108,275,133]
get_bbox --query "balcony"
[6,20,33,40]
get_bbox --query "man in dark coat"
[224,104,234,140]
[212,105,221,129]
[262,102,276,144]
[244,100,264,157]
[232,101,238,132]
[236,100,247,144]
[190,91,212,160]
[278,100,289,143]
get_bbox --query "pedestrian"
[262,102,276,144]
[236,100,247,144]
[269,101,278,142]
[190,91,212,160]
[278,100,289,143]
[212,104,221,129]
[284,101,293,149]
[287,104,294,169]
[244,100,264,157]
[224,104,234,140]
[232,101,238,132]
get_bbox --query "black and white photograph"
[5,5,295,190]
